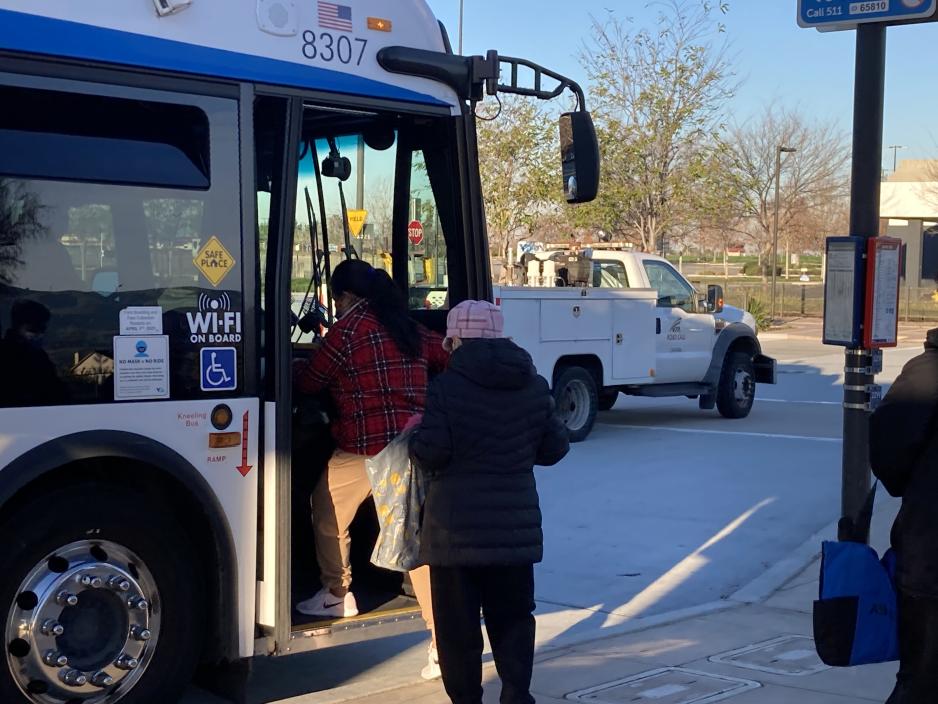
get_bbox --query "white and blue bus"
[0,1,598,702]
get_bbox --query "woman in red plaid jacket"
[293,259,448,678]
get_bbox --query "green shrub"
[747,298,772,331]
[742,262,782,277]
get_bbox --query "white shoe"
[421,644,441,681]
[296,588,359,618]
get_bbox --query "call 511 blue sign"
[798,0,937,28]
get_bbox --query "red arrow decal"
[236,411,253,477]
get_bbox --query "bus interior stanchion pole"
[841,22,887,543]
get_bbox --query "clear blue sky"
[425,0,938,171]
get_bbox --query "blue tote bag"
[813,482,899,666]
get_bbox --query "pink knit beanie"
[444,300,504,351]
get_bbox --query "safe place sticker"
[193,236,236,287]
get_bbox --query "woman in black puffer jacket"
[410,300,569,704]
[870,328,938,703]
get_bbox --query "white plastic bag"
[365,428,425,572]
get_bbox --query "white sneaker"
[421,644,441,681]
[296,588,359,618]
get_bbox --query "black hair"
[331,259,420,358]
[11,299,50,331]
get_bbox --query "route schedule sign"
[798,0,937,29]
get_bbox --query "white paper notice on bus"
[119,306,163,335]
[113,335,170,401]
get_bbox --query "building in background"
[880,160,938,288]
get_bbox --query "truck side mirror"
[559,111,600,204]
[707,284,724,314]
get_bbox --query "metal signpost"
[801,0,937,542]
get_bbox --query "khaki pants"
[312,449,435,640]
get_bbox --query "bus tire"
[0,483,205,704]
[553,366,598,443]
[598,390,619,412]
[716,351,756,419]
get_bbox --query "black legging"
[887,590,938,703]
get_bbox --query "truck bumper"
[754,354,777,385]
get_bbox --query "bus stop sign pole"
[840,23,886,543]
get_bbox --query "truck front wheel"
[1,483,205,704]
[716,351,756,419]
[554,367,598,442]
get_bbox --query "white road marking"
[598,423,842,443]
[758,398,841,405]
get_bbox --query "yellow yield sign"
[193,236,236,287]
[347,210,368,238]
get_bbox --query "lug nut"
[59,669,87,687]
[115,655,139,670]
[127,596,148,612]
[131,626,152,641]
[43,650,68,668]
[56,591,79,607]
[90,576,103,588]
[79,575,92,587]
[108,576,131,592]
[91,671,114,687]
[41,619,64,637]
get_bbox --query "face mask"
[21,330,45,348]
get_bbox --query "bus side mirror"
[559,111,600,204]
[707,284,724,314]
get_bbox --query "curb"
[727,519,836,604]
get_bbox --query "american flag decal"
[318,1,353,32]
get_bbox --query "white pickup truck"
[494,249,775,441]
[520,245,759,331]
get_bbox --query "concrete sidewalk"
[762,318,933,343]
[306,497,902,704]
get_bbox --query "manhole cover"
[566,667,760,703]
[709,635,829,676]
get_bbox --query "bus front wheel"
[1,483,205,704]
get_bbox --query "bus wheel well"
[0,457,232,665]
[553,355,604,389]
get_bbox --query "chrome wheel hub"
[6,541,160,703]
[559,379,591,431]
[734,368,754,404]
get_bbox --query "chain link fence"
[692,280,938,323]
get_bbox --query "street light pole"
[772,146,797,321]
[458,0,464,54]
[888,144,905,173]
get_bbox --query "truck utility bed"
[495,286,659,385]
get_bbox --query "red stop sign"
[408,220,424,246]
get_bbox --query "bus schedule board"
[863,237,902,348]
[798,0,938,29]
[823,237,865,347]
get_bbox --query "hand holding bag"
[365,428,425,572]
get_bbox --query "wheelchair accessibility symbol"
[200,347,237,392]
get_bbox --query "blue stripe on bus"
[0,9,449,107]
